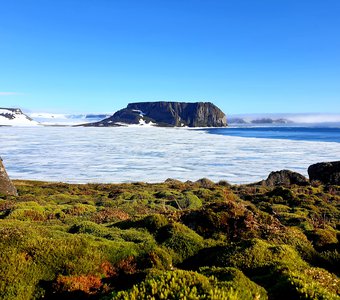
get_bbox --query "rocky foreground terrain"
[0,161,339,299]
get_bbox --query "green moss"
[267,186,296,202]
[169,191,203,209]
[0,223,140,299]
[157,222,204,264]
[63,203,97,216]
[316,250,340,275]
[0,248,42,300]
[113,269,239,300]
[116,214,169,234]
[307,228,338,251]
[272,204,291,213]
[224,239,307,270]
[0,180,339,299]
[272,226,316,262]
[200,267,268,300]
[69,220,155,244]
[272,267,340,300]
[7,208,46,221]
[181,238,307,274]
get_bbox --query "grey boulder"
[262,170,309,187]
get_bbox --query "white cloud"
[287,114,340,123]
[0,92,21,96]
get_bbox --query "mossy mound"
[113,269,243,300]
[0,180,339,299]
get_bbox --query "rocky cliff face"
[85,102,227,127]
[0,159,18,196]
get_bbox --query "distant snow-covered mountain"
[0,108,40,126]
[28,112,111,125]
[0,108,111,126]
[228,113,340,125]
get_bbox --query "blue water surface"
[203,126,340,143]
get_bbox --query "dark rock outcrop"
[308,161,340,185]
[260,170,309,187]
[0,158,18,196]
[0,108,23,120]
[85,102,227,127]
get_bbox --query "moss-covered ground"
[0,179,339,299]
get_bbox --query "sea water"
[0,126,339,184]
[202,126,340,143]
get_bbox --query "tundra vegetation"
[0,179,339,299]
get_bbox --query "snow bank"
[0,109,39,126]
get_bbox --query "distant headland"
[82,101,227,127]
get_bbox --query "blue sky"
[0,0,339,114]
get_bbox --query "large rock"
[308,161,340,185]
[85,101,227,127]
[261,170,309,187]
[0,158,18,196]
